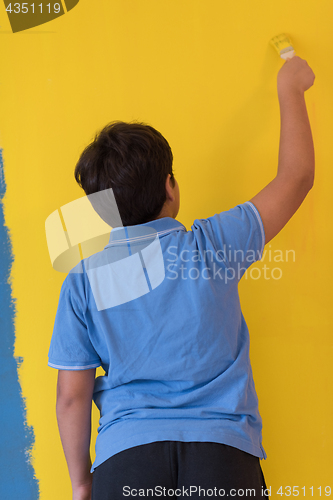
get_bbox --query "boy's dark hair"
[74,121,174,227]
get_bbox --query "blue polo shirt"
[48,200,267,471]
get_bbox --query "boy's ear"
[165,174,174,201]
[165,174,176,200]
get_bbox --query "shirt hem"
[48,361,100,370]
[91,428,267,472]
[244,201,266,257]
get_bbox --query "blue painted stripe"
[0,149,39,499]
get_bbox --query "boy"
[48,56,315,500]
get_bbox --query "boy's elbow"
[304,171,315,191]
[56,388,79,411]
[297,169,314,192]
[56,390,91,418]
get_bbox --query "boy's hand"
[277,56,315,97]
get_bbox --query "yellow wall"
[0,0,332,497]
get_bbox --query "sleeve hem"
[48,361,100,370]
[244,201,266,259]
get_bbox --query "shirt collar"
[105,217,187,248]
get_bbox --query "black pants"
[92,441,269,500]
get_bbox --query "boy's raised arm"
[249,56,315,244]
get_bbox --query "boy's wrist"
[278,85,304,104]
[71,466,93,489]
[72,478,93,500]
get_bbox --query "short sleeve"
[48,274,101,370]
[193,201,265,280]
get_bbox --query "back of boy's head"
[74,121,174,227]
